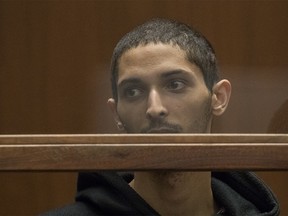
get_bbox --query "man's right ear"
[107,98,125,131]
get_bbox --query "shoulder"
[40,202,102,216]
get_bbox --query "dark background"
[0,1,287,215]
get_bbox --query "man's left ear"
[211,79,232,116]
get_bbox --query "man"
[44,18,279,215]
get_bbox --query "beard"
[128,96,212,134]
[188,96,213,133]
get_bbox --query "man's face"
[114,43,213,133]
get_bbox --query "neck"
[130,171,216,216]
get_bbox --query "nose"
[146,89,168,120]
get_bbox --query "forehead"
[117,43,202,83]
[119,43,186,68]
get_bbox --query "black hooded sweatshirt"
[43,171,279,216]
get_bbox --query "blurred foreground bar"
[0,134,287,171]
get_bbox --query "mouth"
[146,127,180,133]
[140,121,183,133]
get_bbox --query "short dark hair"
[110,18,219,101]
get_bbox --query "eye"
[125,88,143,98]
[166,80,186,91]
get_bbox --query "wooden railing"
[0,134,287,171]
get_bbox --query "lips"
[140,121,183,133]
[146,127,179,133]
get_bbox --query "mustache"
[140,120,183,133]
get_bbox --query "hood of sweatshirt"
[75,171,279,216]
[211,172,279,216]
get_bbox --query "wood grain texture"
[0,134,287,171]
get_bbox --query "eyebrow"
[118,69,193,88]
[160,69,191,78]
[118,78,142,88]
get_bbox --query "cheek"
[172,96,211,117]
[172,98,202,112]
[117,103,146,125]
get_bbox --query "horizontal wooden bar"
[1,133,288,144]
[0,134,287,171]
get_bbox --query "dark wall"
[0,1,287,215]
